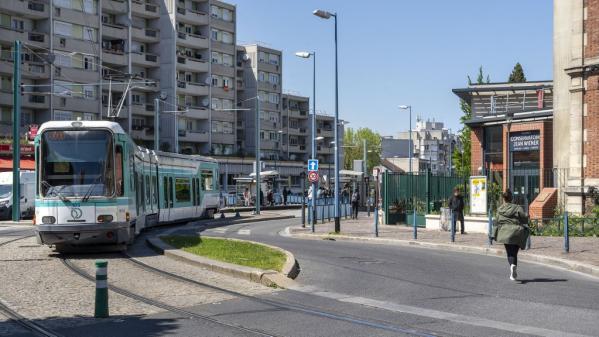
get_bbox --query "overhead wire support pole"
[154,98,160,152]
[255,96,261,215]
[12,40,21,222]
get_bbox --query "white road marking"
[237,229,251,235]
[286,285,593,337]
[209,228,228,234]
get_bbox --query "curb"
[289,229,599,280]
[146,236,300,289]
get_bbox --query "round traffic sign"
[308,171,319,183]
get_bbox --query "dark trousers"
[351,202,359,219]
[504,244,520,266]
[451,211,465,233]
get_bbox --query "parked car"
[0,170,35,220]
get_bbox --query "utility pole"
[255,96,261,215]
[154,98,159,152]
[12,40,21,222]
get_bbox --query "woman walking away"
[494,189,530,281]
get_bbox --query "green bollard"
[95,260,109,318]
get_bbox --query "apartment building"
[395,119,460,174]
[0,0,236,155]
[236,44,282,160]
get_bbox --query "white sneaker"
[510,264,518,281]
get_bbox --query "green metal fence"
[382,171,467,225]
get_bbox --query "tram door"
[512,169,540,213]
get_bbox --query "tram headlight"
[41,216,56,224]
[97,214,113,223]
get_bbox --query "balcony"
[131,0,160,18]
[176,56,209,72]
[132,52,160,67]
[131,27,159,43]
[176,81,209,96]
[211,86,235,99]
[132,78,160,92]
[131,103,155,117]
[211,16,235,32]
[0,1,48,19]
[211,63,235,77]
[180,130,209,143]
[102,50,127,66]
[102,0,127,14]
[130,129,153,141]
[55,36,94,55]
[212,133,235,144]
[210,40,235,54]
[102,23,127,39]
[176,7,209,25]
[185,107,210,120]
[177,32,209,49]
[0,61,49,80]
[0,28,48,48]
[258,81,279,92]
[55,96,99,112]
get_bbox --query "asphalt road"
[187,217,599,337]
[2,218,599,337]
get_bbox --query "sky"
[231,0,553,136]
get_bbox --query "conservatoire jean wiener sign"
[509,131,540,152]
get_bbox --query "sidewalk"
[291,217,599,277]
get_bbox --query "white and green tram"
[34,120,220,250]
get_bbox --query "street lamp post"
[313,8,341,232]
[295,51,317,229]
[400,105,416,239]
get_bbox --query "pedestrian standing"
[283,187,288,205]
[493,189,530,281]
[448,188,465,234]
[351,189,360,219]
[243,188,250,207]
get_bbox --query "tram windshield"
[40,130,115,198]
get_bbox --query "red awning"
[0,158,35,170]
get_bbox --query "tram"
[33,120,220,250]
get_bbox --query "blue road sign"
[308,159,319,171]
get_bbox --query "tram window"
[145,175,150,201]
[169,177,174,207]
[163,176,168,208]
[175,178,191,202]
[192,179,196,205]
[115,145,124,196]
[201,170,214,191]
[152,176,157,204]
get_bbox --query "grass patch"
[161,236,286,272]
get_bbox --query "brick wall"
[471,127,483,174]
[584,0,599,180]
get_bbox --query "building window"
[269,54,279,65]
[222,54,233,66]
[54,110,73,120]
[258,51,266,63]
[269,73,279,84]
[258,71,266,82]
[221,32,233,44]
[0,76,11,92]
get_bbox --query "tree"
[508,63,526,83]
[342,127,381,174]
[453,66,490,177]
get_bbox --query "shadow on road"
[518,278,567,284]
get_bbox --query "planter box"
[386,212,406,225]
[406,212,426,227]
[425,214,491,234]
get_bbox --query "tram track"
[122,252,438,337]
[0,234,65,337]
[60,257,284,337]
